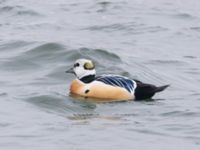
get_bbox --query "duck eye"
[74,63,80,67]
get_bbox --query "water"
[1,0,200,149]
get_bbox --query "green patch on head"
[84,62,95,70]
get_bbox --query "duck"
[66,58,169,101]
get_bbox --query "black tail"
[153,85,170,93]
[134,80,169,100]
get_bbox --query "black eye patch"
[74,63,80,67]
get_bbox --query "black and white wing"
[95,75,136,94]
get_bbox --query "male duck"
[66,59,169,101]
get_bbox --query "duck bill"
[65,68,74,74]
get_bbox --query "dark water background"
[0,0,200,149]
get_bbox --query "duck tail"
[134,80,170,100]
[154,84,170,93]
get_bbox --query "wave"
[0,5,42,17]
[84,23,168,34]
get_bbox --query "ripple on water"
[0,6,19,12]
[173,12,196,19]
[25,94,96,116]
[1,42,121,72]
[0,5,42,17]
[190,27,200,32]
[183,55,198,59]
[24,45,122,67]
[0,92,7,97]
[96,1,112,13]
[160,110,200,117]
[0,58,41,71]
[0,41,35,53]
[84,23,168,34]
[147,59,187,65]
[23,43,66,56]
[0,42,65,71]
[78,48,122,62]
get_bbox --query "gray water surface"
[1,0,200,150]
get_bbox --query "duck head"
[66,59,96,80]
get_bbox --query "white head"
[66,59,96,79]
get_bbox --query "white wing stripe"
[96,75,136,94]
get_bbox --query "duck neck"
[80,74,96,83]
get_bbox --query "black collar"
[80,75,95,83]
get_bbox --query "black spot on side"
[85,89,90,94]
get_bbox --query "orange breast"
[69,79,134,101]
